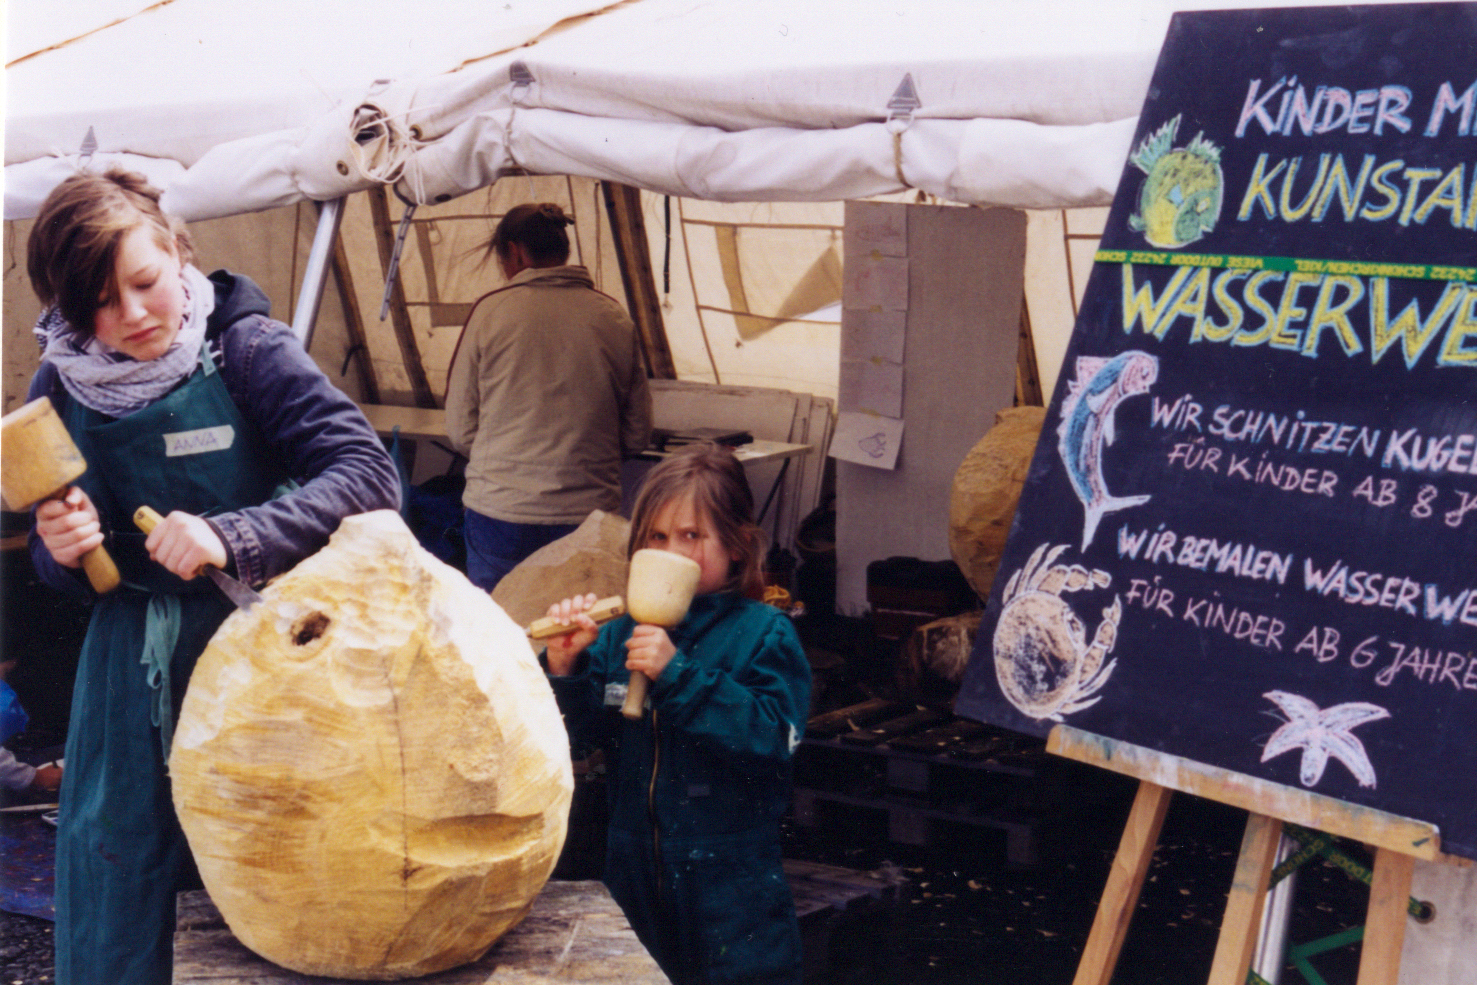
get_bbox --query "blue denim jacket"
[27,270,401,595]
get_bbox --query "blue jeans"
[463,509,578,592]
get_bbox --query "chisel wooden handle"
[526,595,626,639]
[77,509,120,594]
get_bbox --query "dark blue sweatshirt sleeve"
[207,316,401,586]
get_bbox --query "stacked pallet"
[794,699,1048,866]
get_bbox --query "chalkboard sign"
[955,3,1477,860]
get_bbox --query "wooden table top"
[174,880,669,984]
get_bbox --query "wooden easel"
[1048,726,1439,985]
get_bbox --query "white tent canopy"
[6,0,1372,222]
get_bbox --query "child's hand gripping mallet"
[0,397,120,593]
[619,549,701,720]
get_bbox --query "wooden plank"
[1208,813,1282,985]
[173,882,667,984]
[1072,780,1172,985]
[329,222,380,404]
[367,186,436,409]
[887,718,991,755]
[804,698,909,739]
[837,708,950,747]
[601,182,675,380]
[1048,726,1439,861]
[1360,847,1417,985]
[1014,302,1044,407]
[782,859,907,906]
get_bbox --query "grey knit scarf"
[33,264,215,418]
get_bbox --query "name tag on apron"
[164,425,235,457]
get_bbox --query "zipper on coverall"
[647,708,662,903]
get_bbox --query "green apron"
[54,352,285,985]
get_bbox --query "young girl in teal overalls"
[26,168,400,984]
[543,442,812,985]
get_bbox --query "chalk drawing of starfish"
[1260,691,1390,789]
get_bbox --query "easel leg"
[1355,847,1416,985]
[1072,780,1172,985]
[1209,812,1283,985]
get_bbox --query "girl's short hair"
[27,168,193,337]
[485,202,573,266]
[627,442,767,599]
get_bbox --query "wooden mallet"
[525,549,701,721]
[619,549,701,720]
[1,396,121,593]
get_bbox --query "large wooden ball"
[948,406,1047,602]
[171,510,572,980]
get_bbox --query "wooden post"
[329,223,381,405]
[367,186,437,408]
[600,182,676,380]
[1015,302,1044,407]
[1072,780,1172,985]
[1208,812,1283,985]
[1358,848,1417,985]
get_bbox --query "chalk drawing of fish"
[1057,350,1158,549]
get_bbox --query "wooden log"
[896,611,981,709]
[948,406,1046,602]
[170,511,573,980]
[804,698,910,740]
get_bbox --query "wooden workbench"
[174,880,669,984]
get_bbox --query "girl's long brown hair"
[626,442,766,599]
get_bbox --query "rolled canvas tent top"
[6,0,1375,221]
[3,0,1424,610]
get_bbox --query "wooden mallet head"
[620,549,701,719]
[1,397,120,593]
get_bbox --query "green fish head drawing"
[1127,115,1224,250]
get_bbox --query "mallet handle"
[621,672,650,721]
[526,595,627,640]
[79,528,120,594]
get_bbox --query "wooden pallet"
[795,700,1048,866]
[783,859,909,981]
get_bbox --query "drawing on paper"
[993,544,1122,722]
[858,432,888,459]
[1260,690,1389,789]
[1058,351,1158,550]
[1127,113,1224,249]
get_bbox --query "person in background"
[0,659,62,797]
[25,167,400,985]
[444,202,652,592]
[542,442,811,985]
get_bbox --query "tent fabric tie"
[138,590,182,764]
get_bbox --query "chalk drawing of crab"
[993,543,1122,722]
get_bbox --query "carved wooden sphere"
[171,511,572,980]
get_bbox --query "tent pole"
[291,197,346,349]
[600,182,676,380]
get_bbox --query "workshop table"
[173,879,669,984]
